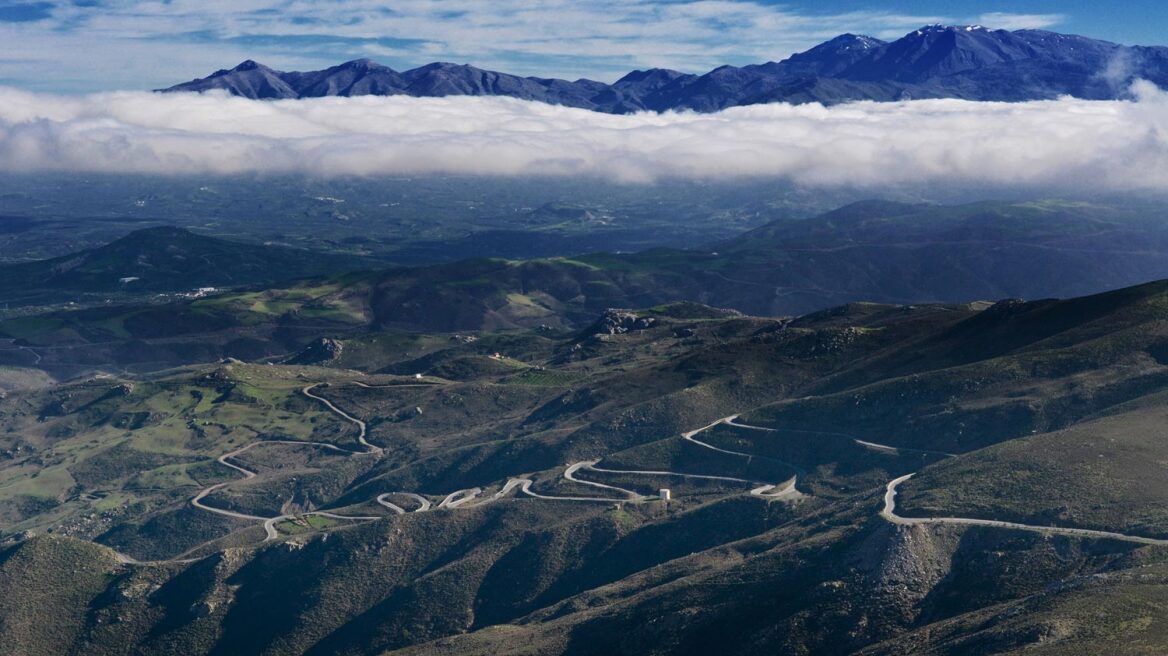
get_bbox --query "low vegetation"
[6,209,1168,653]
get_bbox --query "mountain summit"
[161,26,1168,111]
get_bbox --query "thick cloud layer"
[1,85,1167,191]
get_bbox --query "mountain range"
[9,196,1168,653]
[10,199,1168,379]
[9,245,1168,654]
[161,25,1168,111]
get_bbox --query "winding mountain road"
[723,418,777,432]
[585,462,802,500]
[881,473,1168,546]
[182,385,392,545]
[190,442,268,521]
[438,488,484,509]
[2,339,43,365]
[138,384,812,569]
[684,415,809,481]
[563,460,646,501]
[682,416,746,456]
[302,383,382,454]
[376,492,433,514]
[401,492,432,511]
[512,477,624,503]
[721,418,1168,546]
[749,478,801,499]
[189,438,376,525]
[164,375,1168,571]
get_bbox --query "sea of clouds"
[0,83,1166,191]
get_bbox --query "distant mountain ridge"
[161,25,1168,111]
[0,227,378,307]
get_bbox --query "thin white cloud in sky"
[1,84,1167,193]
[0,1,1066,92]
[974,12,1066,31]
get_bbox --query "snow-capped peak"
[913,24,988,37]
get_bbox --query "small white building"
[658,489,671,501]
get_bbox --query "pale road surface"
[563,460,647,501]
[438,488,484,509]
[401,493,432,511]
[2,339,43,365]
[374,492,435,513]
[585,463,802,501]
[723,419,777,432]
[726,418,956,459]
[260,509,385,542]
[375,494,407,514]
[134,390,810,568]
[490,478,528,501]
[190,438,377,524]
[302,383,383,453]
[114,552,199,566]
[855,439,957,458]
[685,415,810,481]
[514,478,624,503]
[750,478,801,499]
[681,416,746,457]
[881,473,1168,546]
[126,382,1168,566]
[185,384,393,544]
[351,381,440,390]
[190,442,269,521]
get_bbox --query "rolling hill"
[9,199,1168,380]
[0,226,381,308]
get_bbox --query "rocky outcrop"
[285,337,344,365]
[585,310,657,337]
[110,383,134,396]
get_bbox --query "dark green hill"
[723,199,1141,247]
[11,199,1168,379]
[9,198,1168,336]
[704,199,1168,314]
[0,226,378,307]
[360,199,1168,325]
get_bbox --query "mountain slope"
[167,59,299,98]
[7,274,1168,653]
[161,26,1168,111]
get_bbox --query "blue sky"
[0,0,1165,93]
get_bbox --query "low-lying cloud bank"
[1,84,1167,191]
